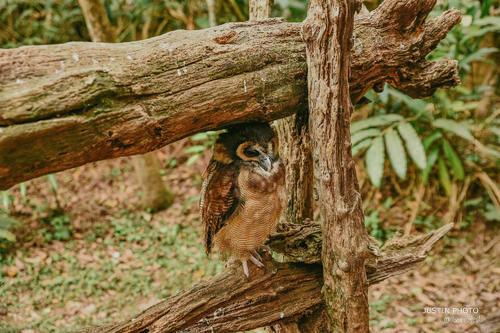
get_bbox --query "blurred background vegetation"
[0,0,499,332]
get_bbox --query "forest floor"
[0,139,499,333]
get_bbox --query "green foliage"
[429,0,500,76]
[0,210,18,254]
[183,131,218,166]
[353,0,500,199]
[40,214,72,243]
[484,204,500,221]
[397,122,427,170]
[384,129,407,180]
[365,136,385,188]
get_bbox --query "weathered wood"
[0,0,460,189]
[249,0,274,21]
[276,110,314,224]
[78,0,173,212]
[75,223,453,333]
[303,0,371,330]
[78,0,116,43]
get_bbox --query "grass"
[0,209,223,332]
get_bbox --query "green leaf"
[433,119,474,141]
[46,174,58,193]
[422,147,439,184]
[490,126,500,138]
[438,157,452,196]
[366,137,385,188]
[474,16,500,27]
[477,145,500,160]
[181,195,201,215]
[461,26,500,43]
[183,145,206,154]
[20,182,27,199]
[191,131,216,141]
[351,128,380,145]
[2,191,9,212]
[0,229,16,242]
[484,204,500,222]
[442,139,464,180]
[186,154,200,166]
[397,122,426,169]
[422,131,442,150]
[190,133,208,141]
[460,48,498,68]
[352,138,372,157]
[351,114,403,133]
[384,129,407,180]
[387,89,428,114]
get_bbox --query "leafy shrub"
[353,0,500,201]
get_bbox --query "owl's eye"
[244,147,259,158]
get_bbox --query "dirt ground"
[0,139,499,333]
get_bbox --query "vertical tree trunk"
[206,0,217,27]
[276,111,314,224]
[302,0,371,332]
[78,0,173,212]
[131,153,173,212]
[249,0,273,20]
[249,2,315,331]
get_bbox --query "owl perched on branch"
[200,122,285,278]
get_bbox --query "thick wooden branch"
[0,0,460,189]
[76,223,453,333]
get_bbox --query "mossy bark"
[0,0,460,189]
[78,0,173,211]
[76,222,453,333]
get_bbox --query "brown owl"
[200,122,285,278]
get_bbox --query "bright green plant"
[0,210,18,253]
[40,214,72,243]
[183,131,218,166]
[353,0,499,194]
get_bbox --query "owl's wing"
[200,160,240,255]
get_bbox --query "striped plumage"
[200,122,285,278]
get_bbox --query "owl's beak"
[258,155,272,172]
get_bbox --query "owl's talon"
[251,249,263,262]
[249,254,264,268]
[241,260,249,278]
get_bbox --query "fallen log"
[0,0,460,189]
[76,223,453,333]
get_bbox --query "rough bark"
[131,151,173,211]
[77,0,116,43]
[276,111,314,224]
[75,222,453,333]
[249,0,273,21]
[0,0,461,189]
[303,0,370,331]
[78,0,173,211]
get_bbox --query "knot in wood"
[213,30,238,44]
[338,260,350,272]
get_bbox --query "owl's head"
[213,122,279,172]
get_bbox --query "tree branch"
[76,223,453,333]
[0,0,460,189]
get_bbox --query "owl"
[200,122,285,278]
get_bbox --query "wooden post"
[303,0,371,331]
[249,0,274,21]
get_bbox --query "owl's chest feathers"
[215,163,285,254]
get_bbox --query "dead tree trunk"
[303,0,371,330]
[79,0,173,211]
[0,0,460,189]
[76,222,453,333]
[1,0,462,331]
